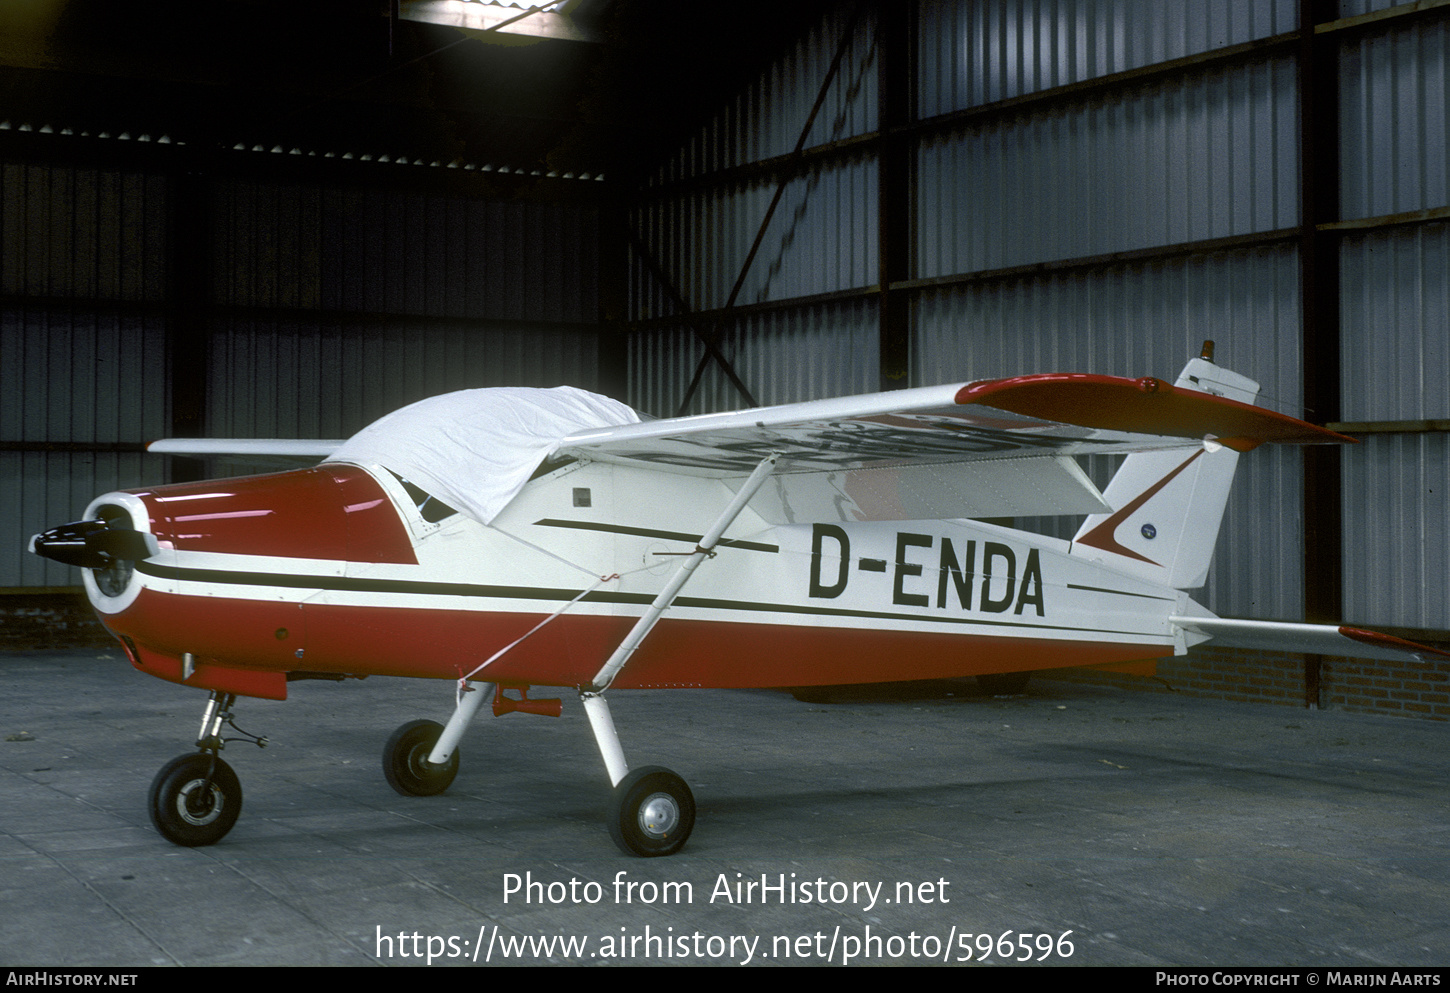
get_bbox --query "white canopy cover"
[330,386,640,524]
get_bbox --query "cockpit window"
[390,472,459,523]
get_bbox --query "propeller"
[29,519,159,569]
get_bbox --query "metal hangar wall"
[1,152,608,593]
[621,0,1450,718]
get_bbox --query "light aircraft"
[29,342,1449,856]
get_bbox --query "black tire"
[976,671,1031,696]
[608,765,695,857]
[383,719,458,796]
[148,753,242,847]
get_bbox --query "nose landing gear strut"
[147,690,267,847]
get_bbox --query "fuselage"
[81,459,1189,700]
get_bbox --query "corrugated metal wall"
[1338,11,1450,629]
[208,178,603,437]
[627,4,879,416]
[626,0,1449,632]
[631,159,878,320]
[0,162,171,588]
[652,8,880,180]
[910,1,1304,621]
[629,299,880,417]
[1,158,603,588]
[918,0,1298,112]
[916,59,1299,273]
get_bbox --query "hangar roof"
[0,0,836,185]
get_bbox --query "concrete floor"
[1,648,1448,967]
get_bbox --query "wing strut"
[581,454,779,787]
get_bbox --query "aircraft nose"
[31,498,161,605]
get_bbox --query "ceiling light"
[398,1,591,44]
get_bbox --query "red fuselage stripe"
[100,589,1171,693]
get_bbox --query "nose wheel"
[148,753,242,847]
[146,689,266,847]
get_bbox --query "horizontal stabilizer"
[1172,615,1450,664]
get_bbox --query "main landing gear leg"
[428,680,495,768]
[147,690,265,847]
[581,691,694,858]
[582,454,777,858]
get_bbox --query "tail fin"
[1071,347,1260,589]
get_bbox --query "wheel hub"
[177,779,223,825]
[637,792,679,839]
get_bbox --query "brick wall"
[0,591,113,650]
[1043,645,1450,720]
[1321,656,1450,720]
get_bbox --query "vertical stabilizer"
[1071,347,1260,589]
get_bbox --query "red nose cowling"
[100,465,415,700]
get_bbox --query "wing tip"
[958,373,1355,445]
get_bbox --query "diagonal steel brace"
[581,454,779,785]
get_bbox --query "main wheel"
[608,765,695,857]
[383,719,458,796]
[148,753,242,847]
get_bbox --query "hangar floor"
[1,648,1447,968]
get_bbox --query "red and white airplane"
[30,343,1449,856]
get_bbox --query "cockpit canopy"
[329,386,640,525]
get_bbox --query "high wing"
[144,439,348,476]
[145,372,1350,524]
[148,439,344,457]
[553,373,1351,523]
